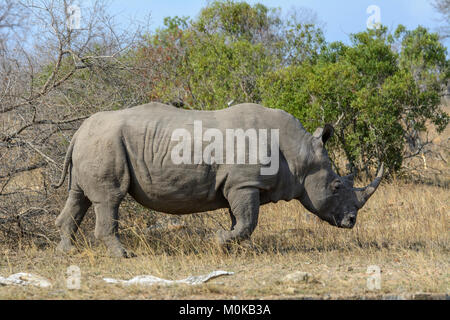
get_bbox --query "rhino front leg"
[93,201,130,258]
[216,188,260,245]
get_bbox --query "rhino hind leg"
[93,200,132,258]
[229,209,237,230]
[216,188,260,245]
[55,190,91,253]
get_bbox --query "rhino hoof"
[124,250,137,258]
[56,240,76,254]
[108,247,136,259]
[215,229,231,246]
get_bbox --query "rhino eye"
[331,179,342,193]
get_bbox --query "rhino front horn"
[355,163,384,209]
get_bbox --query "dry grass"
[0,179,448,299]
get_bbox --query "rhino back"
[72,103,307,213]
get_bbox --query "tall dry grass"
[102,179,448,257]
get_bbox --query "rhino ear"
[313,124,334,145]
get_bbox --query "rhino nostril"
[349,216,356,225]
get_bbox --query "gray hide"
[53,103,383,257]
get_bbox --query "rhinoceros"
[53,102,383,257]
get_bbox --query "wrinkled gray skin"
[53,103,383,257]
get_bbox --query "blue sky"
[106,0,448,47]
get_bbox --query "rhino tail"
[52,133,77,190]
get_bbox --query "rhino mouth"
[337,213,357,229]
[326,212,357,229]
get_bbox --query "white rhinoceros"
[53,102,383,257]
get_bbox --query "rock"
[285,287,296,294]
[104,270,234,286]
[383,294,407,300]
[413,292,433,300]
[0,273,52,288]
[282,271,313,283]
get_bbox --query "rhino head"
[298,124,384,229]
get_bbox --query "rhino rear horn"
[343,173,355,187]
[355,163,384,209]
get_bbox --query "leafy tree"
[392,25,449,155]
[136,1,325,109]
[130,1,448,176]
[195,0,277,42]
[261,26,448,176]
